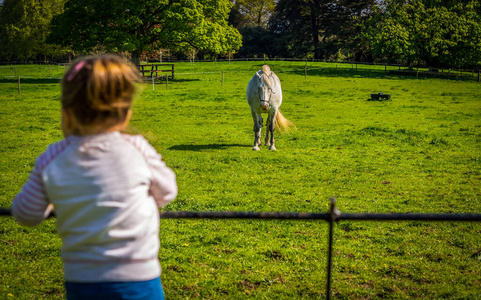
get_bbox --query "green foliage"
[230,0,276,28]
[48,0,242,64]
[269,0,376,60]
[0,0,67,61]
[237,26,274,57]
[0,62,480,298]
[363,0,481,68]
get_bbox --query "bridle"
[260,87,271,108]
[257,72,276,109]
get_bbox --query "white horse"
[246,65,294,151]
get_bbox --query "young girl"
[11,55,177,299]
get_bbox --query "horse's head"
[256,72,276,110]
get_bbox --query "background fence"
[2,198,481,299]
[1,58,480,82]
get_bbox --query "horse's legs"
[265,114,271,146]
[257,115,263,146]
[268,111,277,150]
[251,111,262,151]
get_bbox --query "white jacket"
[12,132,177,282]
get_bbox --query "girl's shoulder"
[35,139,71,171]
[120,133,147,143]
[120,133,160,157]
[120,133,150,148]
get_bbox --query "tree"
[48,0,242,65]
[269,0,376,59]
[363,0,481,68]
[230,0,275,29]
[338,1,378,62]
[422,2,481,68]
[0,0,66,61]
[237,26,274,57]
[360,3,416,64]
[228,0,276,59]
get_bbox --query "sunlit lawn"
[0,61,480,298]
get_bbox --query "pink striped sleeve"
[123,134,177,207]
[11,140,68,226]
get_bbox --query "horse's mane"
[260,65,274,89]
[261,65,271,77]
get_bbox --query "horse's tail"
[275,110,296,134]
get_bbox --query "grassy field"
[0,61,480,299]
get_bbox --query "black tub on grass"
[370,92,391,101]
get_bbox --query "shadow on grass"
[143,78,201,84]
[168,143,250,151]
[284,67,478,82]
[3,68,476,85]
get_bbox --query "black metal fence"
[2,198,481,299]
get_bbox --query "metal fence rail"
[2,198,481,299]
[156,211,481,222]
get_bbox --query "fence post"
[478,71,480,82]
[18,76,21,95]
[326,197,340,300]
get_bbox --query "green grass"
[1,61,480,298]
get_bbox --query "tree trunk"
[256,8,262,26]
[131,49,141,66]
[310,1,321,59]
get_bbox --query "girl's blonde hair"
[61,54,141,128]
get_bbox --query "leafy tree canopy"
[269,0,376,59]
[237,26,274,57]
[229,0,275,29]
[48,0,242,65]
[363,0,481,68]
[0,0,66,61]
